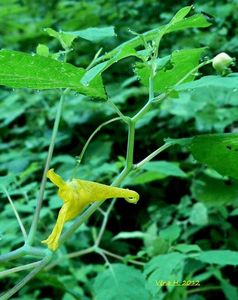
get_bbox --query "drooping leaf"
[93,264,150,300]
[168,133,238,179]
[173,244,201,254]
[191,175,238,206]
[191,134,238,179]
[194,250,238,266]
[0,50,106,99]
[176,73,238,91]
[45,26,116,49]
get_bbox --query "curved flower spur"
[42,169,140,251]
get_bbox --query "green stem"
[133,60,213,122]
[0,261,42,278]
[149,75,154,100]
[24,245,49,257]
[95,119,135,247]
[27,90,67,245]
[0,247,25,264]
[135,142,174,169]
[107,99,128,123]
[95,205,111,246]
[72,117,121,178]
[2,187,27,242]
[0,254,52,300]
[86,47,103,70]
[132,100,153,123]
[0,246,46,264]
[126,119,135,168]
[100,248,145,266]
[175,59,212,88]
[45,246,95,271]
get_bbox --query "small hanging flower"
[42,169,139,251]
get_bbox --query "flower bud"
[212,52,234,75]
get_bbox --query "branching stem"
[0,261,42,278]
[72,117,121,178]
[0,255,52,300]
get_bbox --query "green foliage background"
[1,0,238,299]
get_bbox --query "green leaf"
[0,174,16,189]
[170,5,193,21]
[65,26,116,42]
[220,279,238,300]
[143,161,187,177]
[144,253,185,297]
[177,73,238,91]
[145,6,194,55]
[81,45,138,85]
[0,94,30,127]
[194,250,238,266]
[102,7,211,61]
[189,203,208,226]
[190,133,238,179]
[191,175,238,206]
[172,244,201,254]
[113,231,145,240]
[126,160,187,185]
[136,48,205,93]
[0,50,106,99]
[160,224,181,243]
[168,133,238,179]
[82,7,211,85]
[93,264,150,300]
[44,28,76,49]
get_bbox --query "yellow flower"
[42,169,139,251]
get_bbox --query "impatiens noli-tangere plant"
[1,5,238,300]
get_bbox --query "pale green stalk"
[101,248,145,266]
[45,246,95,271]
[0,261,42,278]
[2,187,27,241]
[107,98,128,123]
[135,142,174,169]
[27,90,67,245]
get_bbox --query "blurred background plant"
[1,0,238,299]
